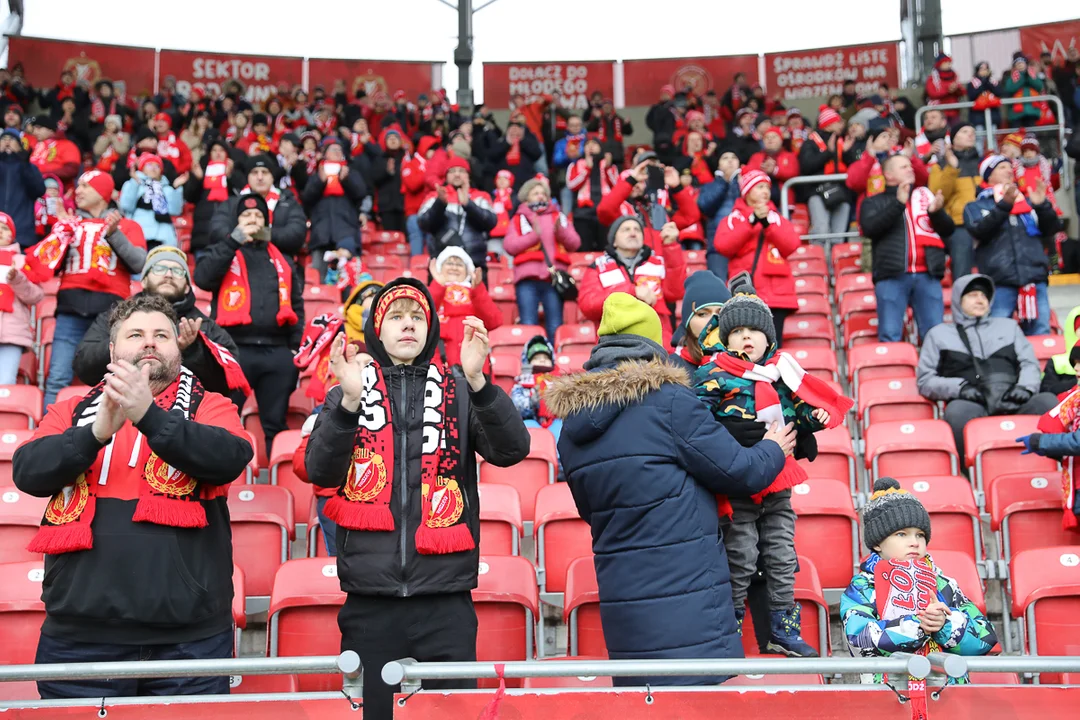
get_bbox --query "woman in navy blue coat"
[545,292,792,686]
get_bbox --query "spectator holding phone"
[209,155,308,258]
[597,151,700,252]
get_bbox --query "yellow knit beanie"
[597,292,663,346]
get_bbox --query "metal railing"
[914,95,1071,190]
[778,174,861,250]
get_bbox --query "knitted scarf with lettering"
[27,367,228,555]
[323,361,474,555]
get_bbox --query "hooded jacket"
[304,278,531,597]
[916,274,1042,407]
[545,336,786,686]
[502,202,582,284]
[1041,305,1080,397]
[963,187,1059,288]
[73,288,241,396]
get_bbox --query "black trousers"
[234,344,298,453]
[572,213,604,252]
[340,592,477,720]
[380,210,406,232]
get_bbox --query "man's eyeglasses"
[149,264,187,278]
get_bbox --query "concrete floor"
[1051,282,1080,321]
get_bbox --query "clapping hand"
[1029,179,1047,206]
[329,334,373,412]
[177,317,203,351]
[928,190,946,213]
[1001,183,1019,207]
[104,210,122,235]
[104,360,155,424]
[896,181,912,205]
[460,316,490,390]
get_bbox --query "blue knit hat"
[671,271,731,348]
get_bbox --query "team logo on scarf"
[444,284,470,306]
[44,475,90,525]
[144,452,198,497]
[424,476,465,528]
[345,448,388,503]
[222,283,246,312]
[34,234,67,267]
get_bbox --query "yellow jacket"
[928,164,980,225]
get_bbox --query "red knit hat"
[739,169,772,198]
[686,110,705,125]
[763,126,784,141]
[0,212,15,240]
[79,170,115,202]
[446,155,471,173]
[817,104,843,129]
[137,153,164,173]
[393,90,407,102]
[153,112,172,129]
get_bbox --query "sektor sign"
[157,50,304,104]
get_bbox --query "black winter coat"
[302,167,368,255]
[193,234,305,349]
[859,186,956,282]
[487,131,544,191]
[963,191,1060,288]
[73,289,241,396]
[182,159,246,251]
[305,278,530,598]
[795,131,859,204]
[0,151,46,248]
[208,190,308,257]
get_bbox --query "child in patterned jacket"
[841,477,998,684]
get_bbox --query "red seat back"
[0,561,45,666]
[228,485,295,598]
[268,559,346,692]
[0,489,48,563]
[474,555,540,688]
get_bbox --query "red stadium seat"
[232,565,246,655]
[895,476,981,564]
[269,430,312,527]
[984,469,1063,519]
[489,324,545,350]
[794,294,831,318]
[17,350,35,387]
[474,555,540,684]
[0,560,45,666]
[302,283,339,303]
[0,489,48,563]
[267,558,346,692]
[967,672,1021,684]
[838,291,877,323]
[489,284,518,325]
[793,275,828,297]
[564,556,605,658]
[287,388,314,430]
[799,425,858,496]
[990,473,1077,564]
[230,673,299,694]
[727,673,825,685]
[534,482,592,597]
[478,482,523,557]
[865,420,959,481]
[858,377,936,431]
[521,656,613,688]
[791,478,859,592]
[304,266,321,286]
[930,550,988,616]
[490,349,521,394]
[789,347,838,382]
[228,484,295,600]
[843,314,880,349]
[782,315,835,349]
[792,244,826,263]
[365,253,404,275]
[790,257,828,278]
[304,299,339,321]
[480,426,557,524]
[55,385,90,405]
[1009,547,1080,683]
[847,342,918,402]
[964,415,1056,499]
[793,555,831,656]
[409,254,430,273]
[240,395,267,468]
[830,241,863,265]
[0,385,42,429]
[569,251,601,267]
[1028,335,1065,363]
[834,273,874,304]
[0,430,35,487]
[834,254,863,276]
[33,295,56,343]
[556,348,591,374]
[555,323,598,352]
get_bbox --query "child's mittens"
[1016,433,1042,455]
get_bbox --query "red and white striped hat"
[739,169,771,198]
[817,104,843,129]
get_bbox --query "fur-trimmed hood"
[544,359,689,419]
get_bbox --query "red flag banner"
[764,42,900,101]
[1019,19,1080,65]
[157,50,303,104]
[5,36,156,97]
[622,56,760,107]
[307,59,437,101]
[482,62,614,110]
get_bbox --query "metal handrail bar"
[779,173,849,221]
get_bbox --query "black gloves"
[1002,386,1033,406]
[958,383,986,404]
[723,416,768,448]
[794,432,818,462]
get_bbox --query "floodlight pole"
[442,0,498,114]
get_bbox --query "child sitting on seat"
[694,273,853,657]
[510,334,562,443]
[841,477,998,684]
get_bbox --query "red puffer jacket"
[713,197,800,310]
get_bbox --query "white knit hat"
[435,245,475,282]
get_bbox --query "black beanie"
[716,272,776,350]
[862,477,932,551]
[236,193,269,226]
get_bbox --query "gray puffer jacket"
[916,274,1042,409]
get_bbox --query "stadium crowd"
[0,43,1078,717]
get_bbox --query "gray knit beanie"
[716,271,776,349]
[607,215,645,246]
[862,477,932,551]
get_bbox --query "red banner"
[622,56,760,107]
[482,62,614,110]
[764,42,900,101]
[157,50,303,104]
[1020,19,1080,65]
[307,59,437,101]
[5,36,156,97]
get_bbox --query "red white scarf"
[26,368,228,555]
[200,331,251,395]
[320,161,346,196]
[0,246,21,312]
[596,115,624,144]
[1038,387,1080,532]
[24,218,102,283]
[157,132,182,164]
[215,242,298,328]
[709,351,853,502]
[323,361,474,555]
[294,313,344,403]
[203,161,230,202]
[903,186,946,273]
[29,138,61,167]
[241,186,280,224]
[490,186,513,238]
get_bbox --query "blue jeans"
[315,495,338,556]
[45,313,95,407]
[991,282,1051,335]
[35,628,233,698]
[948,227,974,280]
[706,250,729,281]
[406,214,425,257]
[0,344,23,385]
[516,279,563,340]
[874,273,944,342]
